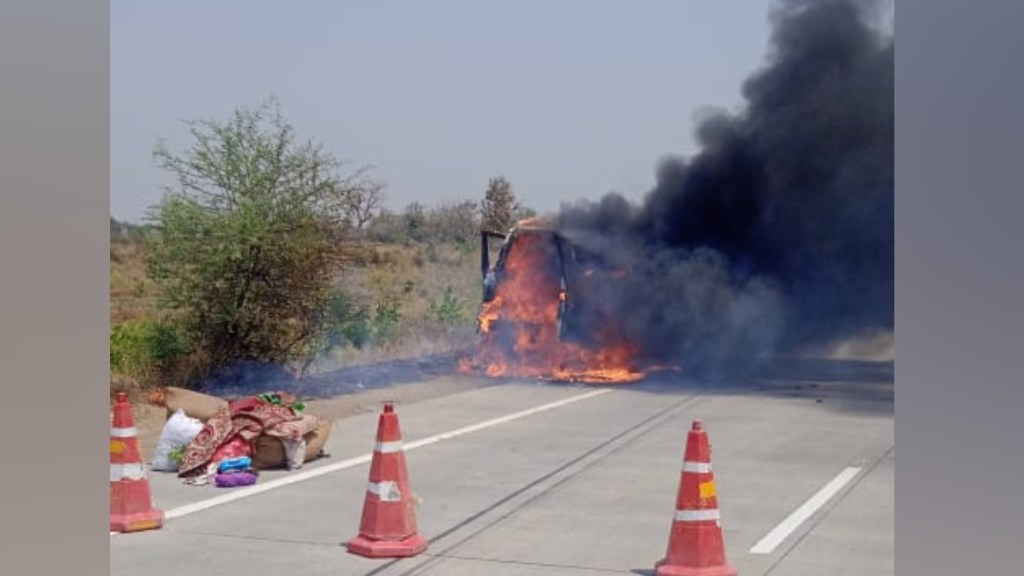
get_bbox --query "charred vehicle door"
[478,226,609,348]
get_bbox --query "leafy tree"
[427,200,481,245]
[513,205,538,223]
[110,217,153,244]
[480,176,520,234]
[341,179,386,230]
[145,98,370,375]
[364,208,407,243]
[403,201,427,241]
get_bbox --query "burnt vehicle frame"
[478,221,624,349]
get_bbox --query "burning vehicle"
[459,218,648,383]
[460,1,893,382]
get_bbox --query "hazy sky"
[111,0,779,223]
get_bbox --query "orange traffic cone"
[345,402,428,558]
[109,392,164,533]
[655,419,737,576]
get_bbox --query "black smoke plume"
[555,0,893,374]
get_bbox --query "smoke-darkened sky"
[556,0,894,371]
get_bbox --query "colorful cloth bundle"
[214,456,258,488]
[214,471,258,487]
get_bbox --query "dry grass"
[109,237,485,386]
[307,241,482,371]
[110,240,158,326]
[343,242,479,319]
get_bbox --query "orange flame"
[460,228,646,384]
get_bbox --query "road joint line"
[422,551,627,574]
[396,394,704,573]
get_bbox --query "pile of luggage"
[147,387,333,480]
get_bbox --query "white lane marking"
[674,508,720,522]
[749,466,862,555]
[158,388,612,522]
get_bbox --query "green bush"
[110,317,191,382]
[323,289,373,349]
[429,286,466,326]
[371,299,403,344]
[145,99,370,374]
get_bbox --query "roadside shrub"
[429,285,466,326]
[110,317,192,385]
[146,99,370,375]
[323,289,373,349]
[371,299,403,344]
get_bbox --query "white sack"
[150,409,204,472]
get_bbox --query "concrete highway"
[110,367,894,576]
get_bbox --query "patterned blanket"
[178,396,320,478]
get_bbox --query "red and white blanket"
[178,396,319,479]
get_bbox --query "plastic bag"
[215,471,258,488]
[217,456,252,474]
[151,409,204,472]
